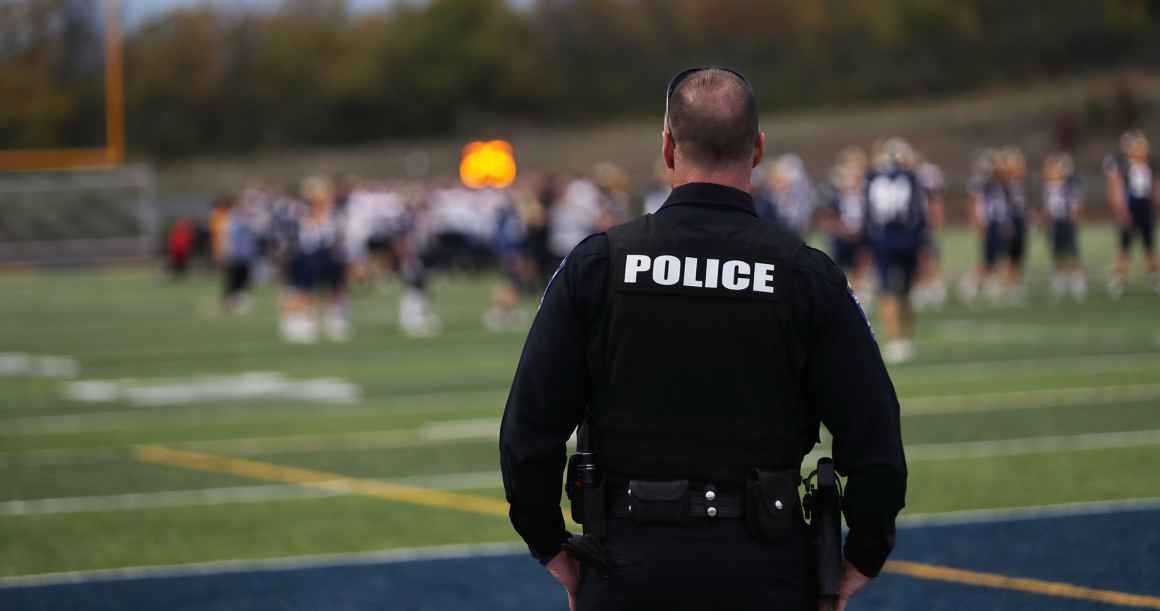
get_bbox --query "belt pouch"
[746,469,799,541]
[627,479,689,525]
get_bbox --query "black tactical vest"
[591,208,807,485]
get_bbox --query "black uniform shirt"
[499,182,907,578]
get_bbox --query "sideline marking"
[884,560,1160,609]
[0,471,500,516]
[904,383,1160,415]
[132,445,509,518]
[11,374,1160,436]
[63,372,360,407]
[0,485,344,516]
[898,496,1160,528]
[0,542,528,589]
[903,428,1160,461]
[1,505,1158,608]
[892,351,1160,378]
[11,418,1160,470]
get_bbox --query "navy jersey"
[968,175,1010,225]
[864,169,926,242]
[1043,175,1083,221]
[823,181,866,236]
[1105,154,1156,207]
[1006,180,1027,219]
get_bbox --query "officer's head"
[663,67,764,179]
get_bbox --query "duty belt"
[609,479,744,521]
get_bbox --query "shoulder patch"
[540,256,567,307]
[847,282,875,337]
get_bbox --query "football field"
[2,227,1159,610]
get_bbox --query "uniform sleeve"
[499,234,608,563]
[796,247,907,578]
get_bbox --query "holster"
[627,479,689,525]
[566,424,606,539]
[745,468,801,542]
[809,458,843,603]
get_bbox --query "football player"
[864,138,926,363]
[998,147,1029,302]
[913,155,948,310]
[961,149,1010,304]
[1041,153,1086,301]
[1104,130,1159,296]
[767,154,816,238]
[280,176,351,343]
[822,146,873,306]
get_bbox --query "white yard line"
[897,496,1160,528]
[801,428,1160,465]
[903,428,1160,461]
[0,485,345,516]
[891,351,1160,379]
[0,419,505,467]
[0,470,501,516]
[4,496,1160,588]
[6,380,1160,469]
[7,423,1160,515]
[904,382,1160,415]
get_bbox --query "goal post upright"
[0,0,125,173]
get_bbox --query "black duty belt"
[609,479,744,521]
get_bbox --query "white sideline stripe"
[890,351,1160,379]
[5,497,1160,589]
[903,429,1160,461]
[8,391,1160,469]
[11,428,1159,515]
[0,542,529,589]
[2,398,500,434]
[12,367,1160,436]
[0,485,344,516]
[0,419,507,467]
[898,497,1160,528]
[904,382,1160,415]
[0,471,501,516]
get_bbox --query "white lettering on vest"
[704,258,720,288]
[624,254,650,284]
[682,257,703,288]
[753,262,775,294]
[653,255,680,286]
[623,254,774,294]
[721,260,751,291]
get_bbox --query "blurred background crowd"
[179,126,1157,366]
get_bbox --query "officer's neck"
[672,164,753,194]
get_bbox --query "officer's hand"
[823,560,872,611]
[545,550,581,610]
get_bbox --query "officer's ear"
[752,131,765,169]
[662,129,676,171]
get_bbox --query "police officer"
[500,68,907,611]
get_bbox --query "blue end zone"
[6,507,1159,611]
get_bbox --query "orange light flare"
[459,140,517,189]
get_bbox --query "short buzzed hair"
[666,69,759,167]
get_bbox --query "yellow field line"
[132,444,509,518]
[885,560,1160,609]
[137,445,1155,606]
